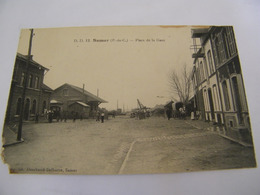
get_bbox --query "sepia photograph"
[1,25,257,175]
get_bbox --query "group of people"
[43,109,68,123]
[42,109,107,123]
[166,106,186,120]
[96,111,105,123]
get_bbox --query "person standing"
[101,112,105,123]
[73,112,77,122]
[96,111,100,122]
[35,113,39,123]
[48,110,53,123]
[166,108,171,120]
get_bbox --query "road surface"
[2,116,256,175]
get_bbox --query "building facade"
[191,26,250,132]
[5,53,52,122]
[50,83,107,119]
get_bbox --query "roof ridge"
[65,83,108,103]
[16,52,49,71]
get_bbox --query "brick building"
[5,53,52,122]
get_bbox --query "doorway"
[208,88,215,120]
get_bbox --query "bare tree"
[168,64,193,105]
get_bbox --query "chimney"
[82,84,85,102]
[28,55,33,60]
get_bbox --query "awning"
[75,101,90,107]
[50,100,63,104]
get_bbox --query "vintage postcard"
[1,25,257,175]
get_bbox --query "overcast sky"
[17,26,195,110]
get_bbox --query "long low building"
[50,83,107,119]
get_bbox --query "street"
[2,116,256,175]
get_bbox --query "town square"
[1,25,257,175]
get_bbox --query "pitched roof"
[56,83,108,103]
[16,53,49,71]
[42,83,53,91]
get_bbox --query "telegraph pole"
[17,29,34,141]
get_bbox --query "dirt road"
[2,116,256,175]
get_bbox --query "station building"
[5,53,52,122]
[50,83,107,119]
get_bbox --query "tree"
[168,64,193,105]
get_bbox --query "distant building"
[50,83,107,119]
[191,26,251,132]
[5,53,52,122]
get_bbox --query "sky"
[17,26,195,111]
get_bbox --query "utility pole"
[17,29,34,141]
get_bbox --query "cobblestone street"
[2,116,256,175]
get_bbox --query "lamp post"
[17,29,34,141]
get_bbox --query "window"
[216,33,227,63]
[200,61,205,81]
[196,63,201,84]
[213,32,228,66]
[193,72,197,88]
[16,98,22,115]
[35,76,39,89]
[207,50,214,75]
[231,76,243,124]
[63,88,68,96]
[203,57,209,79]
[213,38,220,65]
[28,74,33,88]
[213,85,220,111]
[20,73,25,86]
[32,99,37,114]
[222,81,230,111]
[228,62,235,75]
[42,101,46,114]
[203,89,209,111]
[224,27,237,57]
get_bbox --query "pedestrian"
[166,108,171,120]
[112,111,115,118]
[191,111,195,120]
[56,110,60,122]
[64,111,67,122]
[179,106,186,120]
[101,112,105,123]
[96,111,100,122]
[60,111,63,122]
[48,110,53,123]
[73,112,76,122]
[35,113,39,123]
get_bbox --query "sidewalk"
[2,124,24,147]
[2,117,52,147]
[185,119,254,147]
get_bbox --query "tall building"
[5,53,52,122]
[191,26,251,134]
